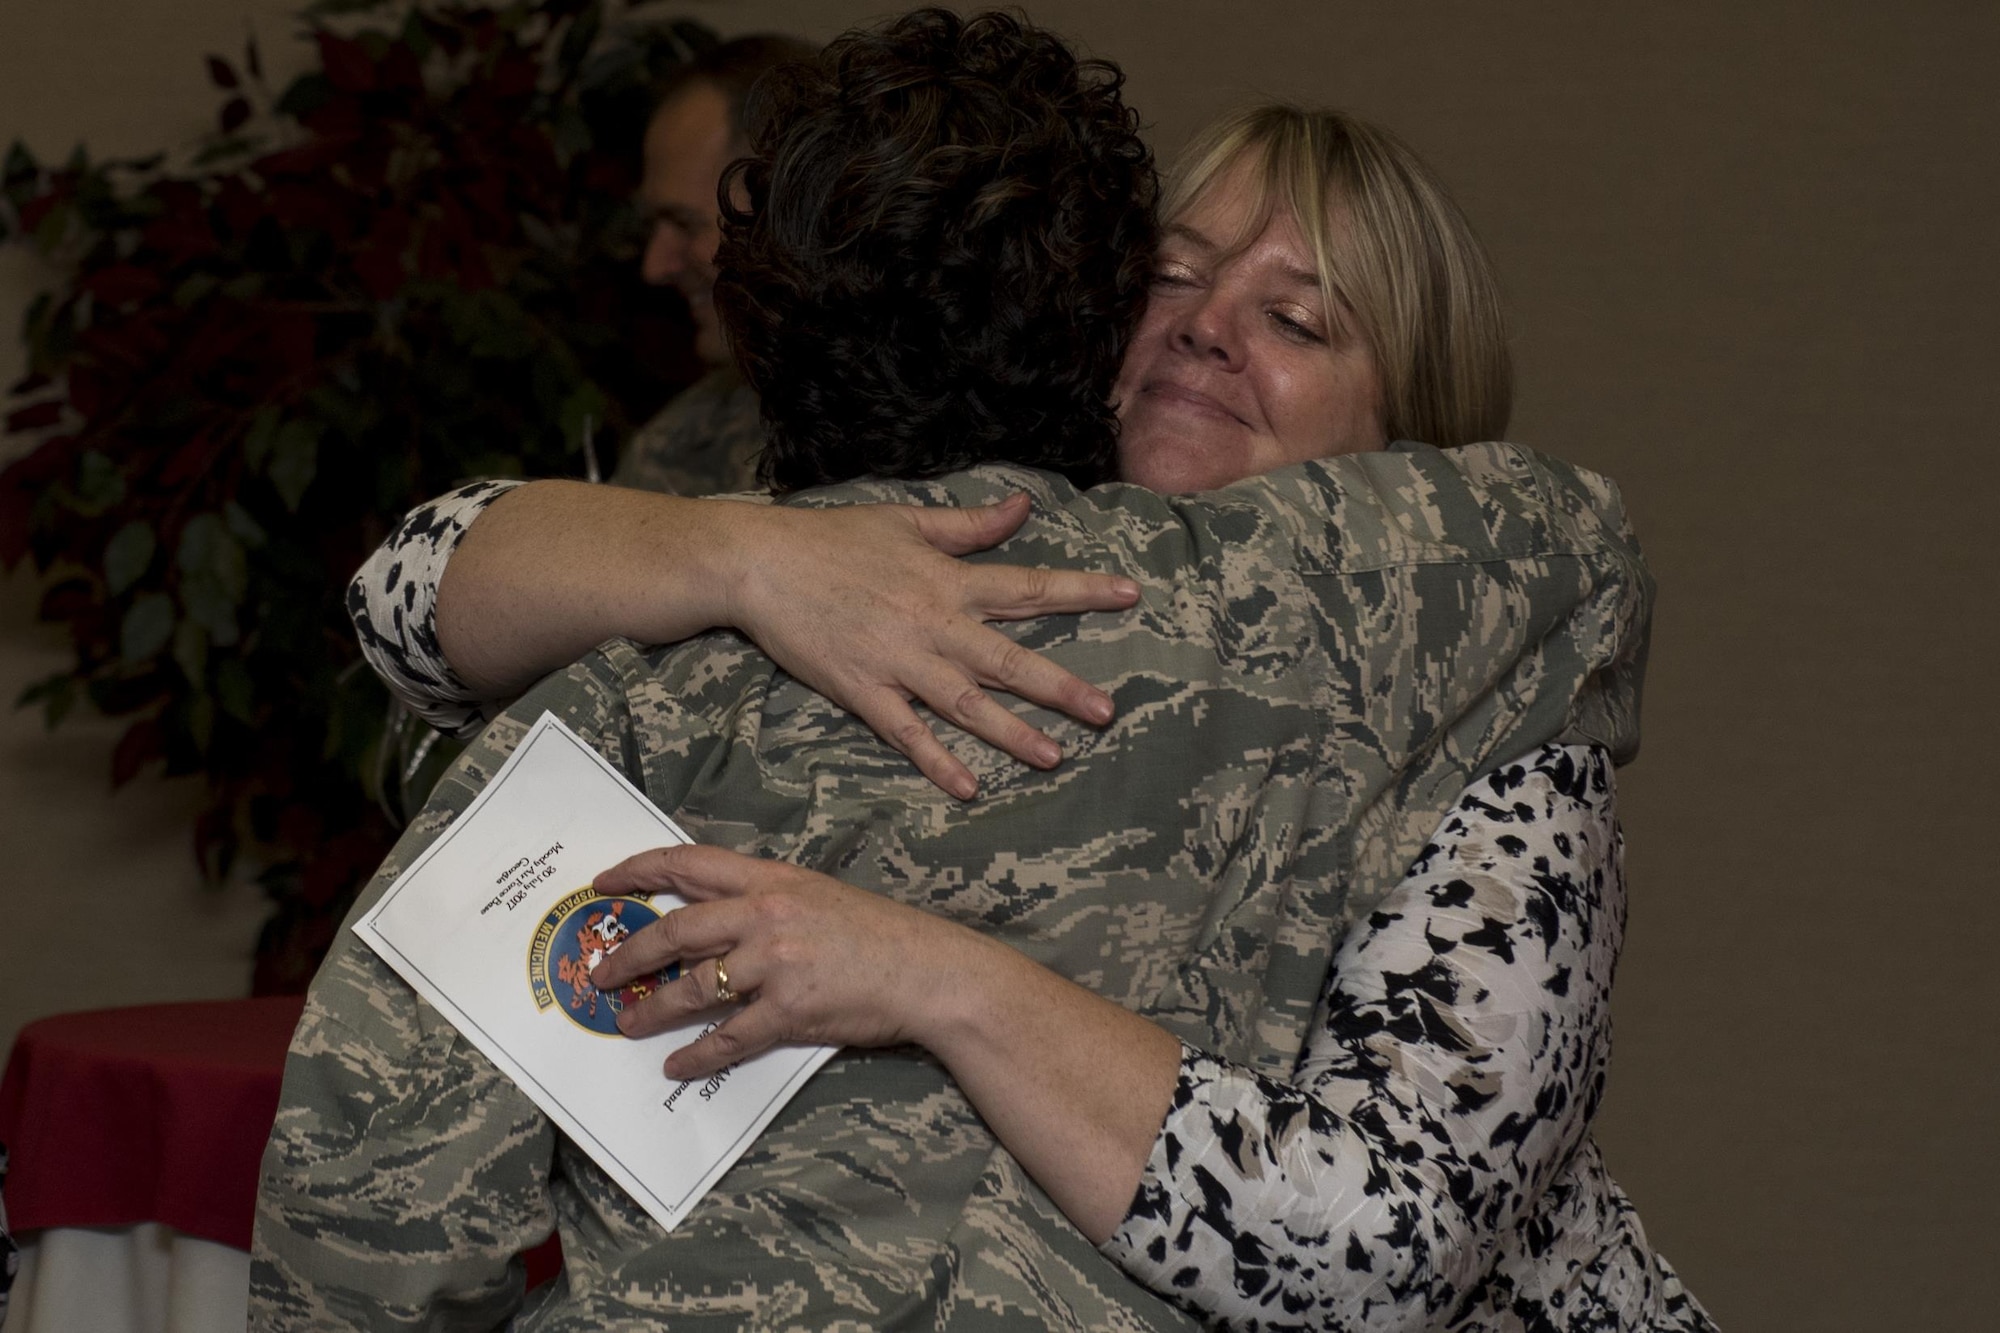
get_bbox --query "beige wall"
[3,2,1993,1328]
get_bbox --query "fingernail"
[1034,741,1061,767]
[1087,696,1114,725]
[1114,579,1140,602]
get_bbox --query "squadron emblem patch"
[528,887,681,1036]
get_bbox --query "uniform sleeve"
[251,661,647,1331]
[1103,743,1622,1330]
[347,479,525,737]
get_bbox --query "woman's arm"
[350,479,1141,795]
[589,843,1182,1243]
[590,742,1620,1285]
[348,479,525,736]
[1104,743,1621,1328]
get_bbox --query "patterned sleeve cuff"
[1101,1042,1349,1323]
[346,479,526,737]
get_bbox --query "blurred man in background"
[618,33,814,495]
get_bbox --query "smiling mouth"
[1143,381,1243,424]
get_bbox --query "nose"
[642,222,688,286]
[1170,290,1243,369]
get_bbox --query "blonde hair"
[1162,104,1512,446]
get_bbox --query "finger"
[614,954,744,1039]
[663,1006,779,1081]
[595,843,766,901]
[849,688,981,800]
[954,622,1116,728]
[903,658,1064,770]
[906,493,1032,556]
[590,900,740,989]
[963,563,1141,620]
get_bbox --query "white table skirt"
[6,1224,248,1333]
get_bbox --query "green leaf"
[172,618,209,683]
[120,592,175,662]
[559,382,607,453]
[180,574,240,646]
[33,197,71,253]
[177,512,248,601]
[223,500,267,548]
[550,104,592,163]
[3,141,38,196]
[15,670,76,729]
[186,691,215,752]
[269,420,320,511]
[559,2,604,75]
[173,273,219,307]
[104,520,155,594]
[70,450,126,516]
[215,654,255,723]
[243,406,281,468]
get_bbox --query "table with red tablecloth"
[0,996,305,1252]
[0,995,559,1331]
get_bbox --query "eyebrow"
[1162,222,1322,291]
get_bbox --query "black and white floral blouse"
[351,491,1714,1330]
[1105,744,1715,1330]
[1,1141,16,1326]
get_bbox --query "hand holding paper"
[590,845,972,1079]
[351,713,837,1233]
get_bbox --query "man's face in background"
[639,81,738,367]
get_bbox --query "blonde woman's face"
[1113,162,1388,492]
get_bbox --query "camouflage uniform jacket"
[613,366,766,497]
[254,442,1653,1331]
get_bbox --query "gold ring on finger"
[714,955,739,1006]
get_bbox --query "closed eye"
[1270,310,1327,345]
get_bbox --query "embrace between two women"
[257,10,1712,1331]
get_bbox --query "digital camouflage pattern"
[613,366,767,497]
[252,442,1653,1331]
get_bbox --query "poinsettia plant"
[0,0,714,991]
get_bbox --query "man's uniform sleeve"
[250,664,642,1332]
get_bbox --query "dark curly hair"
[713,8,1157,494]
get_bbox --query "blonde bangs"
[1157,104,1514,448]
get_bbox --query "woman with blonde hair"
[343,76,1710,1329]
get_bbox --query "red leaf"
[111,717,163,786]
[491,54,538,100]
[380,43,423,92]
[301,97,364,141]
[206,55,240,89]
[253,137,350,180]
[16,191,61,234]
[0,481,31,568]
[39,578,95,622]
[141,212,219,263]
[68,365,103,420]
[84,264,163,308]
[354,242,403,300]
[6,399,62,432]
[267,181,329,229]
[220,97,252,135]
[317,32,376,93]
[216,176,264,236]
[78,319,171,373]
[268,310,317,375]
[159,431,219,486]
